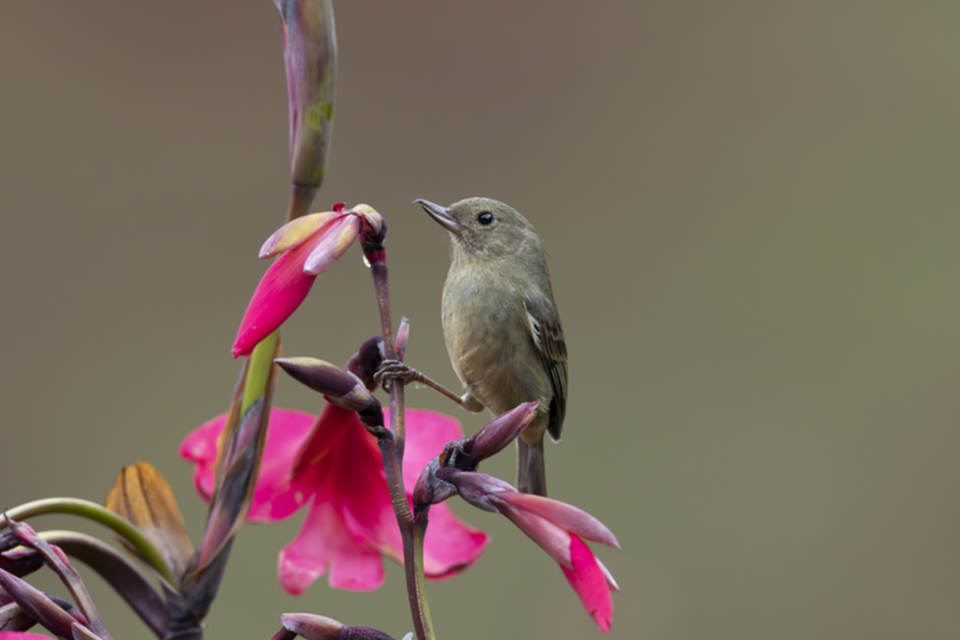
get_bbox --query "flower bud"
[280,613,344,639]
[412,459,457,514]
[274,0,337,220]
[349,204,383,236]
[344,336,386,391]
[275,358,358,397]
[466,402,538,468]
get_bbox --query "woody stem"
[362,233,435,640]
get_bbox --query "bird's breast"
[441,268,551,416]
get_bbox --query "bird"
[415,197,567,497]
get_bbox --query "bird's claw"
[374,360,419,390]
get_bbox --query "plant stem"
[363,238,434,640]
[412,515,433,632]
[0,498,177,586]
[241,331,280,414]
[378,439,434,640]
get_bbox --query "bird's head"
[414,197,539,260]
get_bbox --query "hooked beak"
[414,199,459,234]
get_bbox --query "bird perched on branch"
[413,197,567,497]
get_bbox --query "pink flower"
[451,473,620,632]
[180,405,488,593]
[232,204,384,358]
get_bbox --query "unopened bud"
[350,204,383,236]
[451,472,514,513]
[280,613,344,640]
[412,459,457,514]
[466,402,538,468]
[275,358,359,397]
[341,626,398,640]
[344,336,386,391]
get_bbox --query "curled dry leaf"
[106,462,194,579]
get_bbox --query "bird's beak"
[413,199,459,234]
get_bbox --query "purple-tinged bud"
[276,357,385,434]
[0,546,44,578]
[412,459,458,514]
[428,402,538,476]
[451,472,514,513]
[280,612,343,639]
[0,531,19,552]
[344,336,385,391]
[394,317,409,361]
[340,626,398,640]
[467,402,538,468]
[275,358,359,397]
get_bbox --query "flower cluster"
[181,405,488,593]
[232,204,383,357]
[413,411,620,633]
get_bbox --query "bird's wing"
[524,294,568,441]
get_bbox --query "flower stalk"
[360,227,433,640]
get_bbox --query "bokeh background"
[3,1,960,638]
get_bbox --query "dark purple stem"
[361,231,432,640]
[377,439,430,640]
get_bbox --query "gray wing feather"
[524,295,567,441]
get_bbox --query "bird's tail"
[517,438,547,496]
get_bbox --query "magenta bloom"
[452,473,620,632]
[232,204,384,357]
[181,405,488,593]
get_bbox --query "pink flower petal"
[324,412,399,560]
[390,409,490,577]
[179,415,222,499]
[287,405,490,584]
[248,409,317,521]
[290,404,376,481]
[559,534,614,633]
[233,239,318,357]
[279,499,386,593]
[420,502,489,578]
[260,211,342,258]
[183,404,491,593]
[495,496,572,567]
[180,408,316,522]
[396,409,465,493]
[303,215,360,274]
[501,493,619,549]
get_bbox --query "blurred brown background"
[3,1,960,638]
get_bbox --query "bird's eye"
[477,211,494,226]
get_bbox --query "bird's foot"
[374,360,420,390]
[374,360,470,408]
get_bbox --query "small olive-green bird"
[416,197,567,497]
